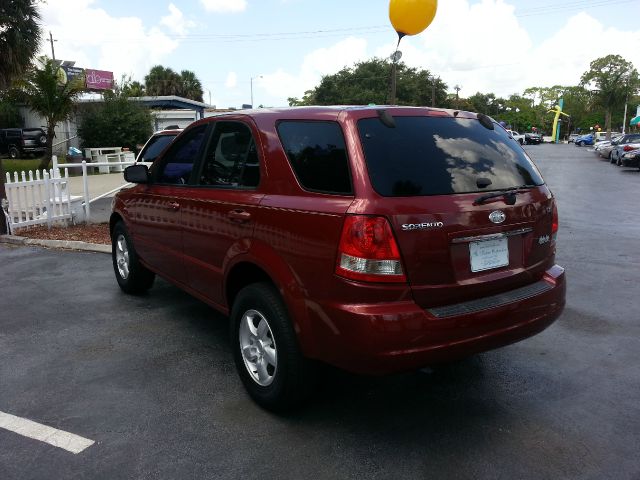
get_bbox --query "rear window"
[277,121,352,195]
[139,134,177,163]
[357,116,544,197]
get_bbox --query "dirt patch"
[14,223,111,245]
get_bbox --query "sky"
[38,0,640,109]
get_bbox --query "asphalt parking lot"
[1,144,639,479]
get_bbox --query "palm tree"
[121,80,146,97]
[0,0,42,90]
[179,70,204,102]
[20,58,84,170]
[1,0,42,234]
[144,65,181,97]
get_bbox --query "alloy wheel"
[239,309,278,386]
[115,234,130,280]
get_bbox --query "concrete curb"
[0,235,110,254]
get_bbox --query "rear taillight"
[551,202,559,244]
[623,145,637,152]
[336,215,406,283]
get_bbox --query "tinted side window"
[197,121,260,188]
[277,121,352,195]
[154,126,206,185]
[358,116,544,197]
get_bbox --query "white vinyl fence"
[2,155,134,234]
[4,169,73,230]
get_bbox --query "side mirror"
[124,164,150,184]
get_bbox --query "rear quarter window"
[277,120,353,195]
[357,116,544,197]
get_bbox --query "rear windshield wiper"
[473,185,535,206]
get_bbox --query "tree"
[145,65,181,97]
[18,58,83,170]
[77,86,153,153]
[122,80,146,97]
[580,54,639,139]
[0,0,42,233]
[0,0,42,91]
[143,66,205,101]
[288,58,448,107]
[179,70,203,102]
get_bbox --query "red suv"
[110,106,566,409]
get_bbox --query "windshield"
[138,134,178,163]
[357,116,544,197]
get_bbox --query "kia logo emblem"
[489,210,506,224]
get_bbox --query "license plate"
[469,237,509,272]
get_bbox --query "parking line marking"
[0,411,94,454]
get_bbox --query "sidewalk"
[66,171,129,197]
[65,172,130,224]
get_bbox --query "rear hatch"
[355,113,556,308]
[22,129,46,148]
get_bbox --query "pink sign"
[85,69,114,90]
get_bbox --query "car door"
[179,120,265,308]
[128,124,209,286]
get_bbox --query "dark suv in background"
[0,128,47,158]
[111,106,566,410]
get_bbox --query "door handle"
[168,201,180,210]
[228,209,251,223]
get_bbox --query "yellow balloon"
[389,0,437,37]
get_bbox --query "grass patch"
[2,158,43,176]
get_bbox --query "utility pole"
[47,31,57,62]
[430,76,436,107]
[389,50,402,105]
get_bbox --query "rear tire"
[8,146,19,159]
[111,221,155,294]
[576,141,583,147]
[231,282,314,411]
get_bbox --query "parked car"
[525,132,542,145]
[609,133,640,164]
[110,106,566,410]
[506,129,525,145]
[575,134,595,147]
[0,128,47,159]
[135,127,183,167]
[567,133,580,143]
[619,149,640,169]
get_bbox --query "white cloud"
[160,3,195,36]
[200,0,247,13]
[39,0,180,81]
[373,0,640,100]
[260,37,369,103]
[225,72,238,88]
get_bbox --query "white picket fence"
[4,169,73,230]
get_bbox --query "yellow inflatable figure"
[548,99,570,143]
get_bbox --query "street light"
[250,75,263,109]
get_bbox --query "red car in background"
[110,106,566,410]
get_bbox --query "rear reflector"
[336,216,406,283]
[551,202,559,243]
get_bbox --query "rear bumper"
[621,157,640,168]
[310,265,566,375]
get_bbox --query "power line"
[515,0,636,17]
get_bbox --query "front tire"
[111,221,155,294]
[8,146,19,159]
[231,282,314,411]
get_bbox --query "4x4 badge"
[489,210,506,224]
